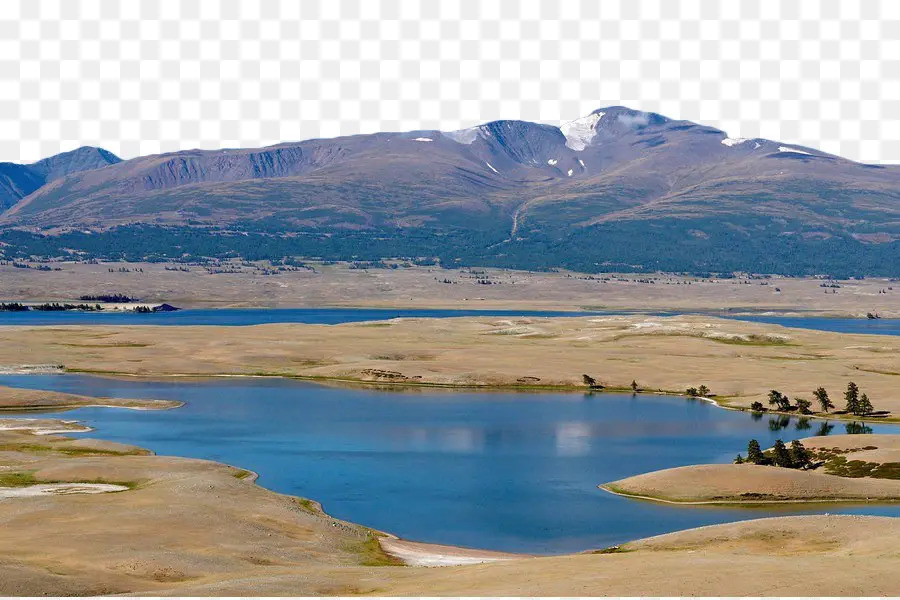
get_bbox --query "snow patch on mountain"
[721,137,749,147]
[779,145,812,155]
[413,137,433,142]
[547,159,558,165]
[485,162,499,174]
[444,127,481,145]
[560,112,604,151]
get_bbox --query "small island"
[603,434,900,504]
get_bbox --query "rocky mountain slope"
[1,107,898,275]
[0,146,121,210]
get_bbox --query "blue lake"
[0,307,606,326]
[0,307,897,338]
[0,374,897,554]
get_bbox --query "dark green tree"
[795,398,812,415]
[734,454,745,464]
[772,439,793,468]
[858,393,874,416]
[582,374,597,388]
[698,384,710,397]
[790,440,811,469]
[767,390,791,411]
[686,387,698,397]
[747,439,765,464]
[750,401,765,412]
[845,381,860,414]
[813,387,833,412]
[631,380,639,392]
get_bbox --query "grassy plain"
[0,314,898,416]
[2,261,900,316]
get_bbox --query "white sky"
[1,0,898,163]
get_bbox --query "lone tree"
[858,393,874,416]
[790,440,811,469]
[750,401,765,412]
[734,454,745,464]
[813,387,834,413]
[767,390,791,411]
[772,439,793,468]
[686,387,699,397]
[631,380,639,392]
[795,398,812,415]
[698,384,710,397]
[747,439,765,465]
[582,374,597,388]
[845,381,860,414]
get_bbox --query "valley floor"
[2,261,900,317]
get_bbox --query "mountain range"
[2,106,899,276]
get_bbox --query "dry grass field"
[0,314,898,417]
[2,261,900,316]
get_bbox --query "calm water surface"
[0,374,897,554]
[0,307,605,326]
[0,307,898,337]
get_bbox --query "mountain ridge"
[1,106,898,276]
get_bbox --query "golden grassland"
[0,314,898,418]
[3,261,900,317]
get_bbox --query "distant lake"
[0,307,897,337]
[0,307,605,326]
[0,374,897,554]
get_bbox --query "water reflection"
[0,373,897,554]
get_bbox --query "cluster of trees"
[750,383,874,417]
[6,212,900,278]
[735,438,812,469]
[685,385,711,397]
[32,303,103,312]
[79,294,136,303]
[0,302,29,312]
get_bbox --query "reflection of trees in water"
[845,421,873,435]
[768,415,791,431]
[750,411,763,422]
[815,422,835,437]
[795,417,811,431]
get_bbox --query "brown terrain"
[2,261,899,317]
[605,435,900,504]
[0,313,897,418]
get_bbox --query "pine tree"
[813,387,833,412]
[845,381,860,414]
[772,439,793,468]
[790,440,811,469]
[734,454,745,464]
[858,393,873,416]
[747,439,765,465]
